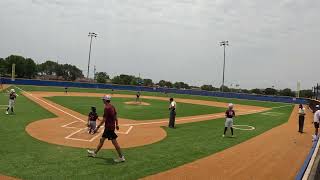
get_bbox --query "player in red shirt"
[223,103,236,137]
[87,95,125,163]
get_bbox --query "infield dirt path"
[144,105,314,180]
[0,175,19,180]
[22,91,269,149]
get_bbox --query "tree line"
[0,54,313,98]
[0,55,83,81]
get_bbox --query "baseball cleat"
[87,150,96,157]
[114,156,125,163]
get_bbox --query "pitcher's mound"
[125,101,150,106]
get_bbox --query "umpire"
[168,98,177,128]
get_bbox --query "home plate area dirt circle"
[23,91,268,149]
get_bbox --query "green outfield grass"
[45,96,225,120]
[17,85,288,108]
[0,85,294,180]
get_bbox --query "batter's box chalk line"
[261,112,284,116]
[233,125,255,131]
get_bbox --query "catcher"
[87,106,100,134]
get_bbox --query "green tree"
[158,80,166,87]
[142,79,153,86]
[201,85,214,91]
[264,88,277,95]
[279,88,295,97]
[59,64,84,81]
[112,74,135,85]
[300,89,313,98]
[251,88,262,94]
[0,58,6,76]
[24,58,37,78]
[220,85,230,92]
[157,80,173,88]
[174,82,190,89]
[241,89,250,93]
[37,61,59,76]
[4,55,26,78]
[95,72,109,83]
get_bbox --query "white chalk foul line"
[122,110,266,127]
[61,121,79,128]
[272,104,294,109]
[65,128,86,139]
[15,86,86,123]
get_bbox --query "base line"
[15,86,86,123]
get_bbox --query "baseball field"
[0,85,313,179]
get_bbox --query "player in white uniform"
[313,105,320,141]
[6,89,17,115]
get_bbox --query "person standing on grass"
[87,95,125,163]
[168,98,177,128]
[298,104,306,133]
[223,103,235,137]
[313,105,320,141]
[6,89,17,115]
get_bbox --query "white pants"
[8,99,15,109]
[225,118,233,128]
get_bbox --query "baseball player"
[6,89,17,115]
[136,91,141,104]
[87,106,100,134]
[168,98,177,128]
[313,105,320,141]
[298,104,306,133]
[223,103,235,137]
[87,95,125,163]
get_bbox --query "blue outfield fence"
[1,77,308,104]
[296,138,319,180]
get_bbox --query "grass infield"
[0,85,293,179]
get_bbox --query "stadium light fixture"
[87,32,98,79]
[220,40,229,92]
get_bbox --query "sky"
[0,0,319,90]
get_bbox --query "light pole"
[87,32,98,79]
[220,40,229,92]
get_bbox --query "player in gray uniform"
[6,89,17,115]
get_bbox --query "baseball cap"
[102,95,112,101]
[228,103,234,108]
[10,89,15,93]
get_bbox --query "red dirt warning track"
[23,91,268,149]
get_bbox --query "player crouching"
[6,89,17,115]
[87,106,100,134]
[223,103,236,137]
